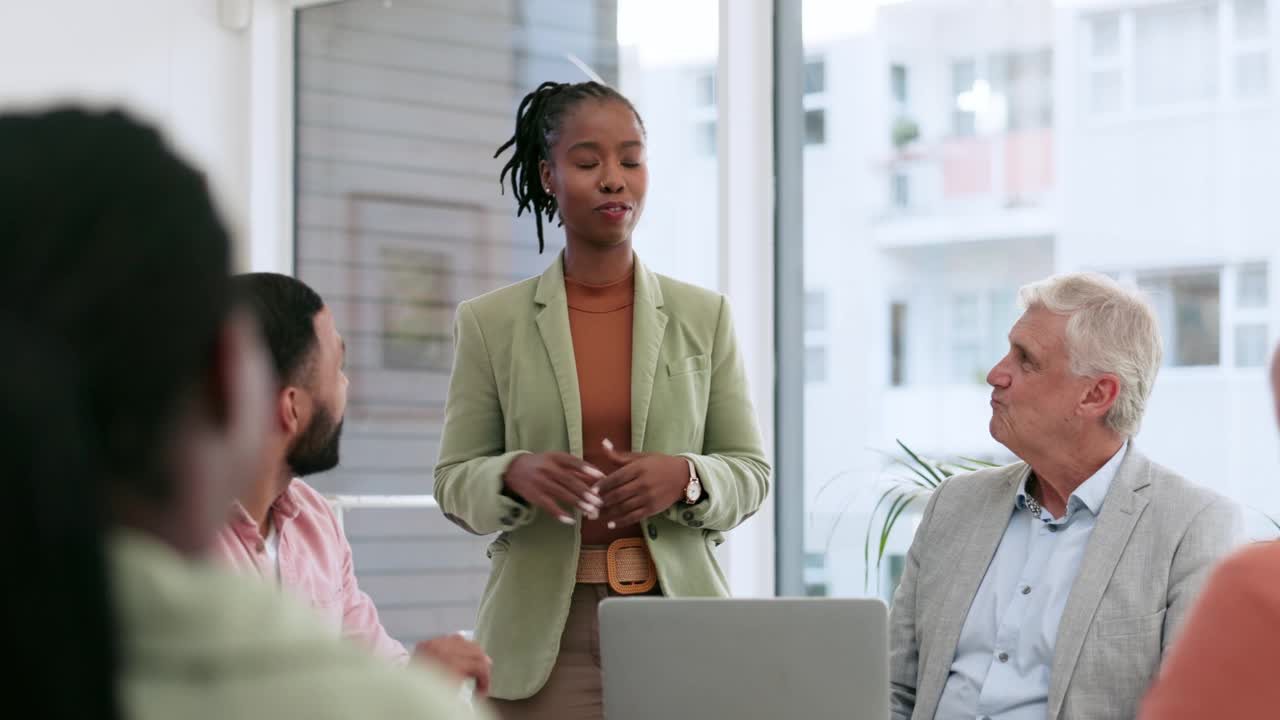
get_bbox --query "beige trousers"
[490,583,657,720]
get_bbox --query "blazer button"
[648,524,658,540]
[682,510,695,521]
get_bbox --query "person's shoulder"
[653,271,723,312]
[113,533,485,719]
[915,461,1026,530]
[934,461,1026,502]
[461,276,539,319]
[1136,450,1237,521]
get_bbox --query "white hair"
[1017,272,1163,437]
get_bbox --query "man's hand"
[412,634,493,697]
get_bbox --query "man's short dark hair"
[232,272,326,385]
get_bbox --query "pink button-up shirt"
[214,479,410,665]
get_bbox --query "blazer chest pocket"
[667,354,710,377]
[1096,608,1165,638]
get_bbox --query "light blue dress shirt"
[934,443,1128,720]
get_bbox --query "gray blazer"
[889,446,1242,720]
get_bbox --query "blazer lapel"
[629,257,667,452]
[918,466,1026,714]
[1046,449,1152,719]
[533,253,584,457]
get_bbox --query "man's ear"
[1080,373,1121,421]
[278,386,301,436]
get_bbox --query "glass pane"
[805,108,827,145]
[1135,2,1219,106]
[696,119,717,157]
[1236,323,1270,367]
[1090,69,1125,113]
[805,290,828,331]
[952,59,978,136]
[1089,13,1122,58]
[1142,272,1222,366]
[1238,263,1269,308]
[891,64,909,104]
[890,302,908,386]
[805,58,827,95]
[805,345,829,383]
[1236,51,1271,98]
[1235,0,1269,41]
[695,70,716,107]
[295,0,720,642]
[891,172,910,208]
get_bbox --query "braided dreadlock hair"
[494,81,646,253]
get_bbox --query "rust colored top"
[564,269,642,545]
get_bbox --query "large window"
[788,0,1280,601]
[294,0,720,644]
[1084,0,1272,117]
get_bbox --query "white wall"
[0,0,253,263]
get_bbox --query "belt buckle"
[606,537,657,595]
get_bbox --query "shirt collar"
[228,479,302,529]
[1017,441,1128,521]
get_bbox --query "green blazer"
[433,253,771,700]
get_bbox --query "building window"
[804,109,827,145]
[696,120,716,157]
[1140,270,1222,367]
[805,346,829,383]
[695,70,716,108]
[949,293,983,382]
[805,290,828,332]
[804,551,829,597]
[891,172,910,209]
[804,59,826,94]
[891,64,909,106]
[1135,2,1219,107]
[995,50,1054,130]
[1234,262,1270,367]
[951,59,979,136]
[804,57,828,147]
[1236,324,1270,367]
[1084,0,1271,116]
[1086,12,1126,115]
[943,289,1018,384]
[890,302,908,387]
[692,69,718,157]
[1233,0,1271,97]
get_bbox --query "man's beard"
[287,403,343,477]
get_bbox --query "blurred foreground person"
[0,108,486,720]
[1139,342,1280,719]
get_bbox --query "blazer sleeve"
[888,480,947,720]
[432,301,536,536]
[663,295,771,532]
[1161,495,1243,653]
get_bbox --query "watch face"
[685,480,701,503]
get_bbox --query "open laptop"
[599,597,889,720]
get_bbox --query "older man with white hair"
[889,272,1242,720]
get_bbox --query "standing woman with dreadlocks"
[433,81,771,718]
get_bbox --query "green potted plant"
[861,440,995,590]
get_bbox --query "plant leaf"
[862,485,902,589]
[876,492,922,578]
[897,439,945,486]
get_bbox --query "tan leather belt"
[576,538,658,595]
